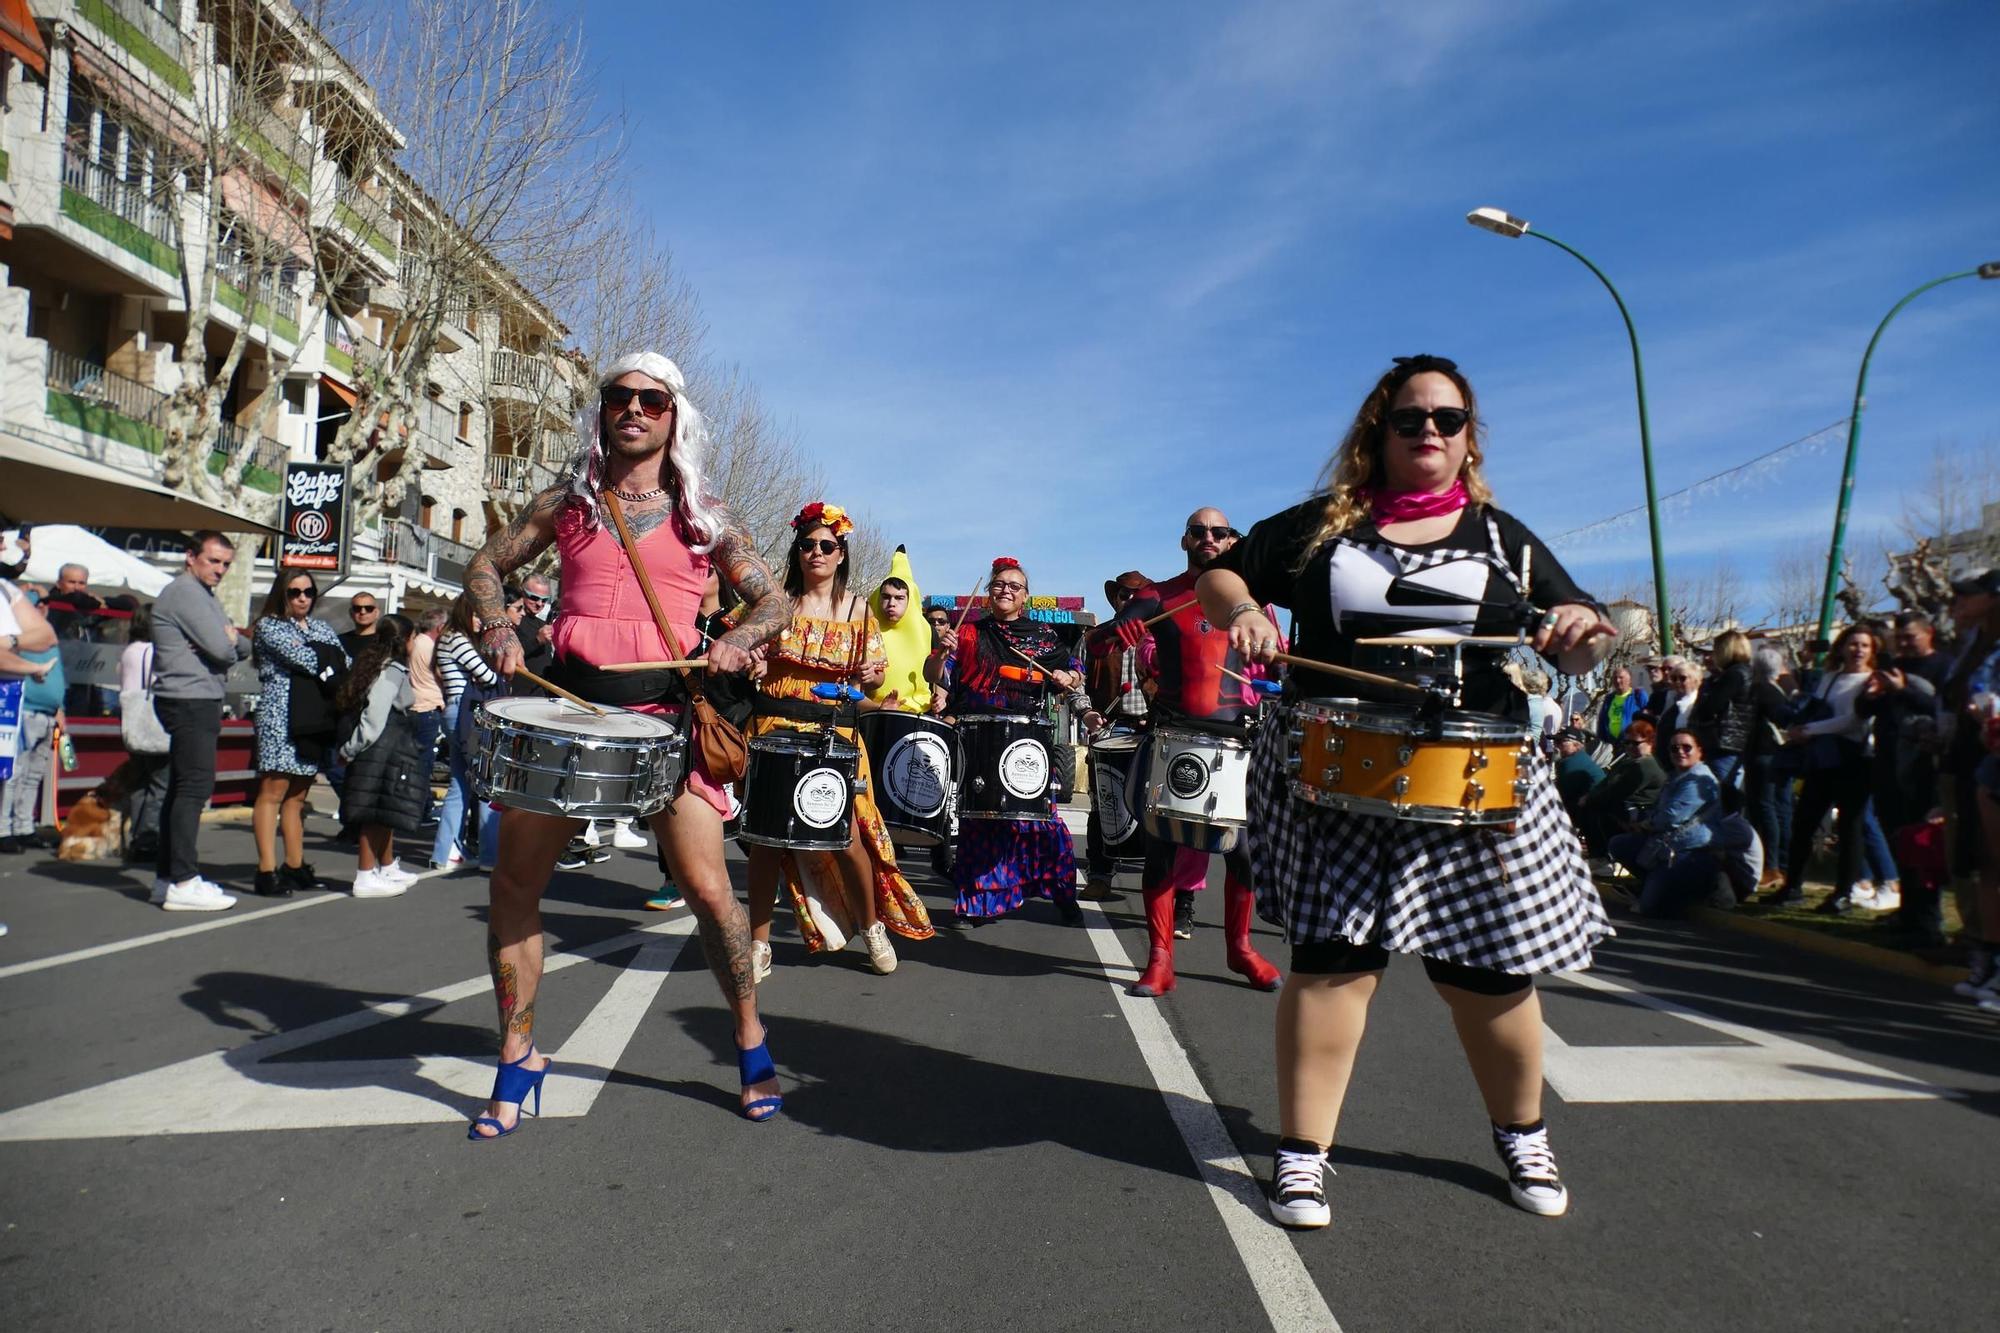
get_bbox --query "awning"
[0,430,280,534]
[0,0,47,77]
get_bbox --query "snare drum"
[958,713,1054,822]
[1088,733,1144,851]
[1287,698,1534,826]
[1136,723,1252,853]
[738,730,860,851]
[857,711,958,847]
[474,697,684,820]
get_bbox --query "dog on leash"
[57,759,140,863]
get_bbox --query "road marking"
[1079,902,1342,1333]
[0,890,354,981]
[1541,969,1954,1103]
[0,917,695,1141]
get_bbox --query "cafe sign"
[278,462,351,577]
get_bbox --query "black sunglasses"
[287,586,315,599]
[600,385,673,418]
[795,537,842,556]
[1386,407,1470,439]
[351,604,378,613]
[1185,525,1235,541]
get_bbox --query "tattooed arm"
[706,512,794,676]
[465,485,564,675]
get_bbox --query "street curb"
[1597,879,1966,989]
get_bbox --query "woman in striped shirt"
[432,596,502,868]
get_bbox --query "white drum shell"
[1137,726,1252,853]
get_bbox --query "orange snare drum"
[1287,698,1536,826]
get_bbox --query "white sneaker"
[1849,882,1877,909]
[161,877,237,912]
[1870,882,1901,913]
[352,868,408,899]
[751,939,773,984]
[610,820,648,851]
[1268,1144,1332,1229]
[580,821,605,848]
[1954,950,1996,999]
[864,922,898,975]
[1493,1121,1570,1217]
[378,859,420,886]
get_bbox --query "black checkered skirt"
[1247,706,1611,975]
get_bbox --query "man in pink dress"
[461,351,794,1137]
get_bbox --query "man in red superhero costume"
[1089,507,1283,997]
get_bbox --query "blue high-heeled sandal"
[467,1048,552,1141]
[737,1037,783,1123]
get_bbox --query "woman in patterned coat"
[251,571,348,898]
[1197,355,1618,1230]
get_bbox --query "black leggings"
[1785,755,1871,895]
[1291,937,1533,996]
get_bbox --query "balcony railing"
[61,149,179,250]
[381,519,477,587]
[212,419,290,478]
[237,101,314,195]
[444,288,475,329]
[490,348,553,395]
[214,250,303,339]
[46,346,168,425]
[101,0,187,60]
[485,453,537,495]
[332,169,398,261]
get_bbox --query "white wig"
[565,351,726,553]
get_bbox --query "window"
[420,495,436,530]
[451,508,466,543]
[457,401,472,440]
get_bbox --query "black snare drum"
[1088,731,1144,851]
[738,730,859,851]
[857,710,958,847]
[958,713,1054,822]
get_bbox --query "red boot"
[1225,875,1282,991]
[1130,881,1177,997]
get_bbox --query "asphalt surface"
[2,808,1996,1332]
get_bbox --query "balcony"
[323,310,361,380]
[214,251,303,346]
[489,348,575,426]
[40,348,282,495]
[381,519,477,590]
[484,452,540,496]
[77,0,193,96]
[490,348,553,394]
[236,101,314,199]
[331,169,398,265]
[60,149,181,277]
[211,418,290,486]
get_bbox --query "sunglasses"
[1185,525,1235,541]
[1669,743,1698,753]
[287,587,315,599]
[600,385,673,418]
[521,594,547,607]
[351,604,378,614]
[989,580,1027,594]
[795,537,842,556]
[1386,407,1470,439]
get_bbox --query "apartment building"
[0,0,582,607]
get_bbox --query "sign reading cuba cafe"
[277,462,351,578]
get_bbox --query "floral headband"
[792,501,854,539]
[991,556,1022,573]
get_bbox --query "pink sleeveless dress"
[550,502,730,816]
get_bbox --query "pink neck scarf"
[1367,478,1469,524]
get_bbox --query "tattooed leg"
[473,807,576,1137]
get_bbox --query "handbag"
[120,644,171,756]
[602,493,749,784]
[288,640,347,742]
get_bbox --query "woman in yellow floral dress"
[745,502,934,978]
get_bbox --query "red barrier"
[53,718,260,820]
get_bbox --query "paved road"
[2,811,1995,1331]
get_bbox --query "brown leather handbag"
[602,493,750,784]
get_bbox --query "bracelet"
[1227,602,1263,625]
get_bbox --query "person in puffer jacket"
[336,613,427,899]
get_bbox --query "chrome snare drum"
[738,730,860,852]
[1287,698,1534,826]
[958,713,1054,822]
[474,697,684,820]
[1136,722,1253,853]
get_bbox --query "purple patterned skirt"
[953,803,1078,918]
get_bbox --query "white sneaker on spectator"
[1870,882,1901,913]
[1979,993,2000,1015]
[161,877,237,912]
[352,868,408,899]
[610,820,648,850]
[1954,949,1995,999]
[580,821,606,848]
[378,859,420,886]
[1849,882,1877,909]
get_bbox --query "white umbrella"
[17,524,172,596]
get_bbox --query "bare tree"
[1763,543,1826,643]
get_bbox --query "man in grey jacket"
[149,532,251,911]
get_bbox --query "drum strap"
[754,695,854,727]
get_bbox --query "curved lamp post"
[1467,207,1674,653]
[1813,261,2000,646]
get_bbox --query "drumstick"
[1138,597,1198,630]
[595,658,709,673]
[951,570,986,632]
[512,667,606,715]
[1268,651,1428,697]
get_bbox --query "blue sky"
[582,0,2000,622]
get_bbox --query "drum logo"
[1167,752,1211,800]
[793,767,849,829]
[1095,766,1135,841]
[998,739,1050,800]
[884,734,951,817]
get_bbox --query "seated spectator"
[1554,729,1605,816]
[1577,718,1667,854]
[1607,728,1725,911]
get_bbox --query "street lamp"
[1812,262,2000,646]
[1467,207,1674,652]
